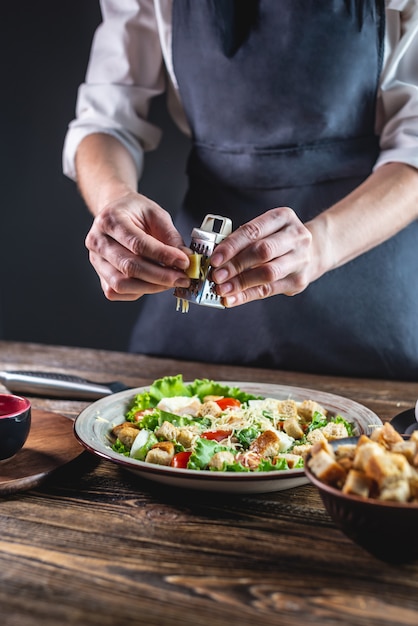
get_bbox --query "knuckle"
[239,220,263,242]
[127,235,146,257]
[105,275,123,295]
[101,281,118,301]
[95,208,116,231]
[259,262,284,284]
[253,238,275,262]
[257,282,274,299]
[286,273,309,296]
[85,230,99,251]
[119,256,139,278]
[293,273,309,292]
[299,228,312,247]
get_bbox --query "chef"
[63,0,418,380]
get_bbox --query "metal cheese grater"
[174,214,233,311]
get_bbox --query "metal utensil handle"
[0,370,114,400]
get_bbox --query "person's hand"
[84,191,191,301]
[210,207,316,307]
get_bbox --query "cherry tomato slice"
[201,430,232,442]
[215,397,241,410]
[133,409,153,422]
[170,451,192,468]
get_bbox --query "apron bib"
[130,0,418,380]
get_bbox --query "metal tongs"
[174,214,232,311]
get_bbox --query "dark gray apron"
[130,0,418,381]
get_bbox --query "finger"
[215,251,297,297]
[86,229,191,287]
[213,217,312,286]
[211,207,295,267]
[212,229,298,286]
[93,209,190,271]
[222,271,308,308]
[89,249,191,295]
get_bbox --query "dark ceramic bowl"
[0,394,31,461]
[390,408,418,435]
[305,437,418,564]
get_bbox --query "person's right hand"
[84,191,191,301]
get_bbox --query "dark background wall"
[0,2,190,351]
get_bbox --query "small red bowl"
[305,438,418,564]
[0,394,31,461]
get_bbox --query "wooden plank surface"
[0,341,417,626]
[0,409,83,493]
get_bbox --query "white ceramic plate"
[74,382,382,494]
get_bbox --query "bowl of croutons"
[305,422,418,563]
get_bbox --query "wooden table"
[0,340,417,626]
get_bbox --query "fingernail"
[224,295,237,307]
[213,268,228,283]
[211,252,223,267]
[219,282,233,295]
[175,277,191,288]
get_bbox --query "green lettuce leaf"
[306,411,328,432]
[187,437,229,470]
[332,415,355,436]
[188,378,261,403]
[213,460,249,472]
[137,409,210,431]
[236,426,259,449]
[126,374,261,421]
[111,438,130,457]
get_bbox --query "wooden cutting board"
[0,409,83,494]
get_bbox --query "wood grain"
[0,409,83,493]
[0,341,417,626]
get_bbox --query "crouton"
[353,441,384,472]
[335,443,357,460]
[334,443,356,471]
[297,400,327,422]
[250,430,281,457]
[307,428,327,445]
[145,441,175,466]
[365,450,412,488]
[277,399,299,420]
[291,443,312,457]
[310,438,335,456]
[391,440,417,464]
[177,427,198,449]
[342,469,374,498]
[322,421,349,441]
[112,422,140,448]
[311,424,418,503]
[155,420,178,442]
[274,453,302,469]
[370,422,403,448]
[283,417,304,439]
[410,430,418,444]
[208,450,235,470]
[307,448,347,487]
[380,480,410,503]
[197,400,223,418]
[409,471,418,500]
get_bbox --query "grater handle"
[200,214,233,239]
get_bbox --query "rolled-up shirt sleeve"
[63,0,165,181]
[375,0,418,169]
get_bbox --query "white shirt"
[63,0,418,181]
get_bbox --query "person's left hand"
[210,207,316,307]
